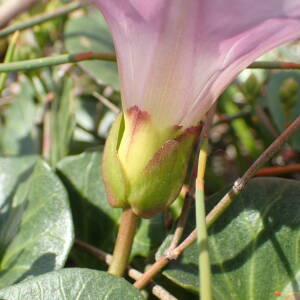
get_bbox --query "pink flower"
[94,0,300,129]
[96,0,300,217]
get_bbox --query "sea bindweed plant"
[94,0,300,280]
[0,1,299,299]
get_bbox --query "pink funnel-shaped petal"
[94,0,300,129]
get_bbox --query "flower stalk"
[108,208,139,277]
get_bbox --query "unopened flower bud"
[102,106,200,218]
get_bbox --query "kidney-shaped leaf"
[0,268,143,300]
[0,159,74,288]
[163,178,300,299]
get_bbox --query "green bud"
[102,106,200,218]
[242,73,260,99]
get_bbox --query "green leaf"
[0,159,73,288]
[0,78,39,155]
[266,72,300,150]
[131,213,166,258]
[56,151,121,267]
[0,156,37,256]
[162,178,300,299]
[0,155,36,214]
[0,268,143,300]
[64,10,119,89]
[57,150,165,265]
[51,77,76,166]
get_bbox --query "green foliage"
[0,1,299,299]
[50,77,76,166]
[0,268,143,299]
[64,11,119,89]
[163,178,300,299]
[131,213,166,258]
[57,151,121,261]
[219,87,260,158]
[0,158,73,288]
[0,77,39,155]
[57,150,166,264]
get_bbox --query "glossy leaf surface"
[0,268,143,299]
[163,178,300,300]
[0,159,73,288]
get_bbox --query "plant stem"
[254,105,279,138]
[0,31,19,93]
[196,139,212,300]
[195,107,215,300]
[255,163,300,177]
[214,109,251,126]
[134,115,300,290]
[93,92,120,114]
[168,106,215,252]
[108,208,139,277]
[249,61,300,69]
[0,52,116,73]
[237,116,300,187]
[3,54,300,73]
[167,128,202,251]
[0,1,85,38]
[206,115,300,228]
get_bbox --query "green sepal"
[128,128,199,218]
[102,113,129,208]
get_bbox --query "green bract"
[102,107,200,218]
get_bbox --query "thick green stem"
[108,208,139,277]
[196,188,213,300]
[196,139,212,300]
[0,52,116,73]
[1,55,299,73]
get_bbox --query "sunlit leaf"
[0,158,73,288]
[0,268,143,300]
[64,10,119,89]
[163,178,300,299]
